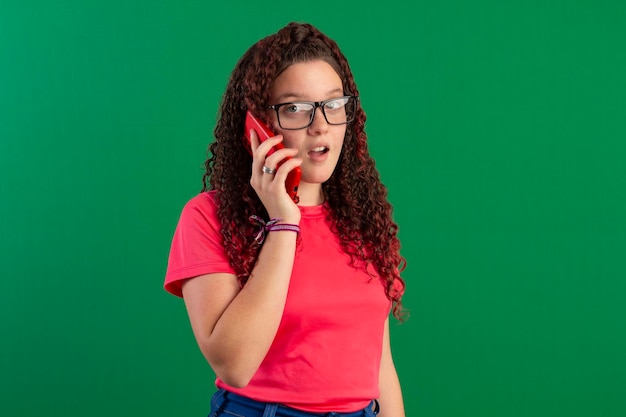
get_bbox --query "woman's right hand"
[248,129,302,224]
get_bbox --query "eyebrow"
[275,88,344,103]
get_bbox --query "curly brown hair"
[202,22,407,320]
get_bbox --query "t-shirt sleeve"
[164,192,236,297]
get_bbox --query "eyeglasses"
[267,95,358,130]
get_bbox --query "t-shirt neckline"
[298,203,327,219]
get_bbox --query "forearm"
[377,363,405,417]
[378,318,405,417]
[192,231,297,387]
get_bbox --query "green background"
[1,1,625,416]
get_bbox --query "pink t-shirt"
[165,191,391,413]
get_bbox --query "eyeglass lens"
[277,96,355,129]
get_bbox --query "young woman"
[165,22,407,417]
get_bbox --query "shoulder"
[180,190,220,220]
[172,191,225,237]
[165,190,234,296]
[182,190,219,212]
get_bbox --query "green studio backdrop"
[1,1,625,416]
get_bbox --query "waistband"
[210,389,379,417]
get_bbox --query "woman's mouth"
[308,146,329,155]
[307,145,330,162]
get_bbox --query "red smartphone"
[243,110,301,203]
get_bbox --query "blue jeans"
[208,389,380,417]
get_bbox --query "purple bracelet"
[249,215,300,244]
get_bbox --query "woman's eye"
[284,104,309,114]
[325,99,346,110]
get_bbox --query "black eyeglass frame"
[266,95,359,130]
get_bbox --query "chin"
[301,172,333,185]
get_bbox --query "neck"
[295,182,324,206]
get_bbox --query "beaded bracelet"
[249,215,301,244]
